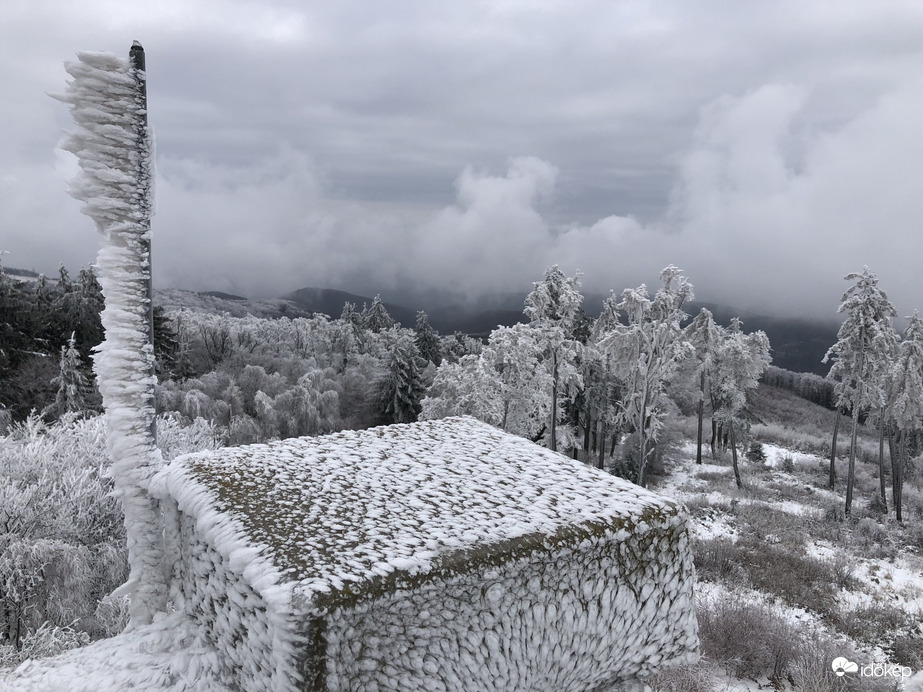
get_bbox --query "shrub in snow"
[697,595,801,681]
[0,622,91,668]
[0,412,223,665]
[0,414,125,651]
[152,416,698,691]
[745,442,766,463]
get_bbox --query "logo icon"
[832,657,859,677]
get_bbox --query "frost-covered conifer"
[364,295,395,333]
[823,267,898,516]
[376,336,426,424]
[43,333,91,420]
[55,46,167,626]
[414,311,442,366]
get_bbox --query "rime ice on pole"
[54,47,167,627]
[152,417,699,691]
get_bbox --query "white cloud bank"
[149,77,923,319]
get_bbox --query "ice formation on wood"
[152,416,698,691]
[54,47,167,626]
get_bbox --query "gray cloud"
[5,1,923,318]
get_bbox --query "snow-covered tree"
[524,266,584,452]
[683,308,722,464]
[421,355,497,423]
[420,323,550,440]
[273,368,341,438]
[414,312,442,366]
[710,320,772,488]
[887,311,923,522]
[336,302,366,362]
[480,323,551,439]
[375,335,426,424]
[602,266,694,486]
[823,267,898,516]
[55,45,167,625]
[43,333,92,421]
[440,331,483,364]
[363,295,395,333]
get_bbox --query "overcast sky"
[4,1,923,318]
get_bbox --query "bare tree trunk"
[710,418,717,460]
[696,370,705,464]
[846,384,864,517]
[878,413,888,511]
[550,351,558,452]
[829,408,840,489]
[597,418,605,470]
[897,436,905,523]
[638,433,649,487]
[730,422,742,489]
[893,430,905,523]
[583,401,592,462]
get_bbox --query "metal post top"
[130,41,145,71]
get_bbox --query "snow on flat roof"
[156,416,680,606]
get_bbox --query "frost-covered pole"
[130,40,157,437]
[55,42,168,627]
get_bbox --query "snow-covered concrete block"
[153,416,697,691]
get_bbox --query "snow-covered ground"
[5,435,922,691]
[0,612,229,692]
[652,439,923,691]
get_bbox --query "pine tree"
[823,267,898,516]
[43,333,91,420]
[0,263,34,383]
[364,295,395,333]
[376,337,426,424]
[152,306,179,379]
[414,311,442,366]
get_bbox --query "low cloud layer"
[154,78,923,319]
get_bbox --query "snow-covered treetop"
[154,416,680,610]
[824,266,899,409]
[523,265,583,326]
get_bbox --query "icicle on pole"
[55,41,168,626]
